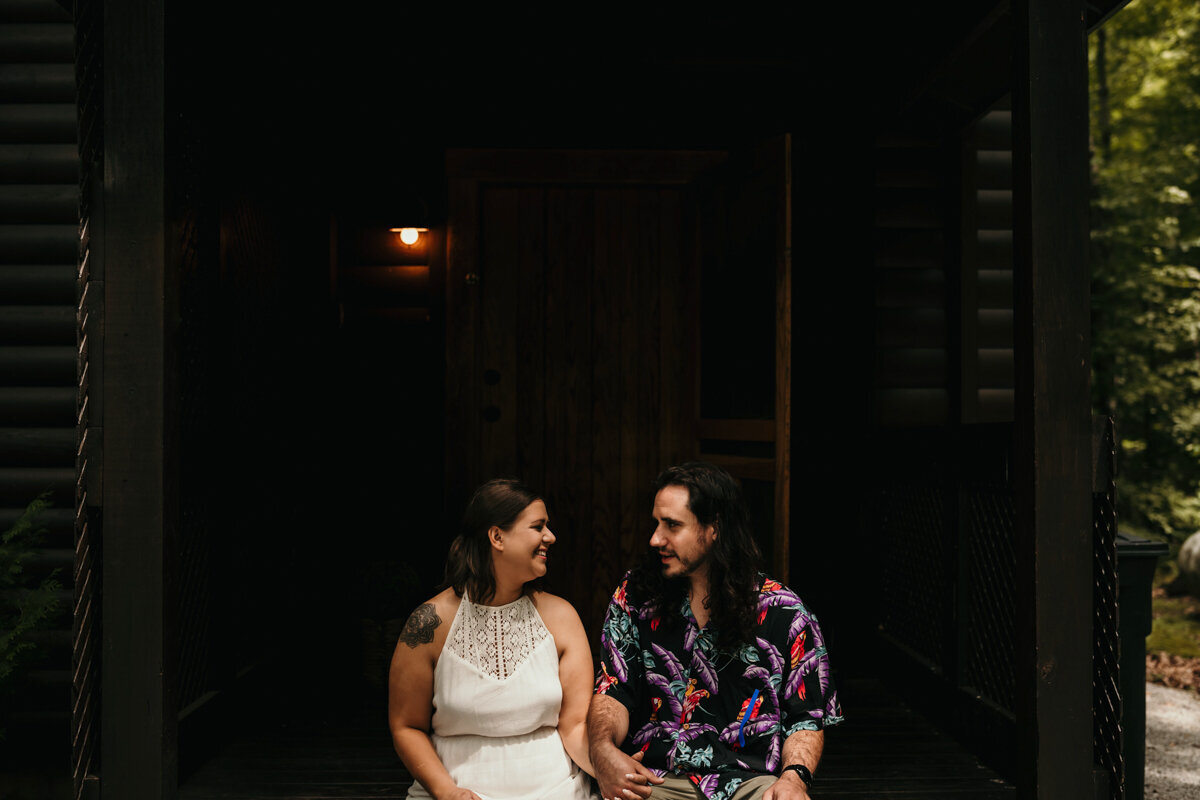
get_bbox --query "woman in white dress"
[388,479,600,800]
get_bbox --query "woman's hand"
[592,746,663,800]
[438,788,483,800]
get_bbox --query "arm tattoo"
[400,603,441,648]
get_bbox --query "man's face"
[649,485,716,581]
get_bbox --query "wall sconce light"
[390,227,429,246]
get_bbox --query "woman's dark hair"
[443,478,543,604]
[630,461,763,645]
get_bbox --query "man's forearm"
[587,693,630,751]
[781,729,823,773]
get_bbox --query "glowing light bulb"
[399,227,420,245]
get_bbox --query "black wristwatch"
[781,763,814,788]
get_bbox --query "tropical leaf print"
[646,671,684,720]
[612,580,630,612]
[787,606,813,642]
[734,643,761,665]
[755,636,785,677]
[679,743,714,768]
[786,644,828,698]
[710,776,744,800]
[604,635,629,683]
[757,588,802,623]
[672,724,717,754]
[652,642,687,685]
[741,665,780,715]
[765,725,782,771]
[683,618,699,652]
[825,689,843,724]
[595,662,619,694]
[694,773,720,795]
[632,718,669,749]
[690,647,719,694]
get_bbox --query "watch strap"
[782,763,814,788]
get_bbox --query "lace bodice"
[447,593,551,680]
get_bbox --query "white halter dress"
[405,593,597,800]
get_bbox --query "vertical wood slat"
[480,187,519,482]
[618,187,641,571]
[515,187,545,491]
[444,178,480,511]
[543,188,595,634]
[658,189,685,472]
[100,0,177,795]
[590,187,622,632]
[1011,1,1092,797]
[636,189,661,574]
[774,135,792,585]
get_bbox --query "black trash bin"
[1116,530,1170,800]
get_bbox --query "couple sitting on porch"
[387,461,843,800]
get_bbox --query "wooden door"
[444,145,790,642]
[693,135,793,583]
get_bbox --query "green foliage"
[1147,593,1200,658]
[1091,0,1200,545]
[0,494,63,736]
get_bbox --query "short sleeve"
[778,606,844,735]
[594,573,645,717]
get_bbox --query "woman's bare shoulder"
[532,591,584,629]
[397,587,459,650]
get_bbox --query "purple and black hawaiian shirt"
[595,570,843,800]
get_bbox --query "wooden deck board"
[179,678,1014,799]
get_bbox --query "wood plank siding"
[0,0,77,789]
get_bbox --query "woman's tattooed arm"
[399,603,441,648]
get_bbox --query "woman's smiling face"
[493,499,555,583]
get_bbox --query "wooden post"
[101,0,178,796]
[1011,0,1092,796]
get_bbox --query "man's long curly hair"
[628,461,764,646]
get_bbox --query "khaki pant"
[640,772,777,799]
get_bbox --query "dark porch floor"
[178,678,1015,799]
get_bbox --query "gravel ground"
[1145,682,1200,799]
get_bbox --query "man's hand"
[592,746,664,800]
[762,768,811,800]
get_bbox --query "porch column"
[101,0,178,796]
[1011,0,1093,797]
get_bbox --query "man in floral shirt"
[588,462,843,800]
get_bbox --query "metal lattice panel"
[879,484,950,671]
[1093,417,1123,799]
[73,0,101,796]
[963,485,1016,713]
